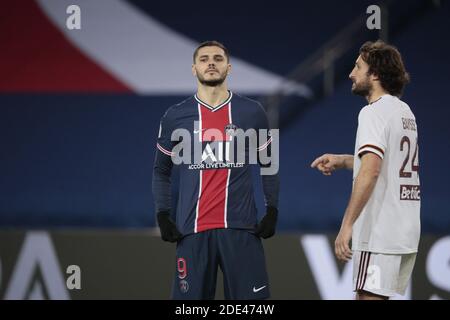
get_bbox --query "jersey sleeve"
[356,108,388,159]
[156,110,176,157]
[152,110,176,214]
[255,102,279,209]
[255,103,273,153]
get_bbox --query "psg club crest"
[225,123,237,135]
[179,280,189,293]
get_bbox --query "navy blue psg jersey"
[152,91,279,236]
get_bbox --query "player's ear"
[370,72,379,81]
[192,64,197,77]
[227,63,232,75]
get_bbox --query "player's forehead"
[355,55,367,67]
[196,46,226,58]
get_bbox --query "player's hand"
[157,212,182,243]
[310,154,344,175]
[255,206,278,239]
[335,225,353,262]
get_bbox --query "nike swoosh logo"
[193,128,207,134]
[253,285,266,293]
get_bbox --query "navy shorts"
[171,228,270,300]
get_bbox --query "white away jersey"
[352,94,421,254]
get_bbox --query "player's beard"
[197,70,228,87]
[351,76,372,97]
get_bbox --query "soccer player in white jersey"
[311,40,420,300]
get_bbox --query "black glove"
[157,212,182,242]
[255,206,278,239]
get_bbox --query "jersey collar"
[194,91,233,112]
[369,94,391,105]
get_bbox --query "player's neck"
[196,85,229,108]
[367,87,388,104]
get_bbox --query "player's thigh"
[217,229,270,299]
[171,232,218,299]
[353,251,406,297]
[397,253,416,295]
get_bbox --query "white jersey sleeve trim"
[358,143,385,159]
[157,143,174,157]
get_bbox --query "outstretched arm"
[311,154,354,175]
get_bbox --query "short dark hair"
[193,40,230,63]
[359,40,410,97]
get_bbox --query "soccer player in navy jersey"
[152,41,279,299]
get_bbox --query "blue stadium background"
[1,0,449,234]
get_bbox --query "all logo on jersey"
[167,121,279,175]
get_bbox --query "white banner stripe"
[37,0,312,96]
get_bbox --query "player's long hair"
[360,40,410,97]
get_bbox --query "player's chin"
[207,74,222,80]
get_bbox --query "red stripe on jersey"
[201,104,231,141]
[196,169,229,232]
[196,103,231,232]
